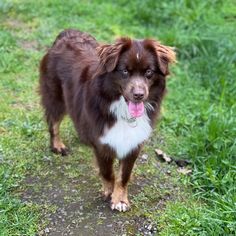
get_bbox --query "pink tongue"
[128,101,144,118]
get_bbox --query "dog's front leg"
[111,147,140,212]
[94,148,115,200]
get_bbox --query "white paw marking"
[111,202,129,212]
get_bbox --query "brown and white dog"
[39,29,175,212]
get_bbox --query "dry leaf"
[174,159,191,167]
[177,167,192,175]
[155,149,172,163]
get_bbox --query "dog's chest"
[99,97,152,159]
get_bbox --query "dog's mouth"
[123,96,145,118]
[128,101,144,118]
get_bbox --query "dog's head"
[97,38,176,117]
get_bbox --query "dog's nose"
[133,92,144,101]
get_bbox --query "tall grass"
[154,0,236,234]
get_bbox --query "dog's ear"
[97,38,131,74]
[144,39,176,76]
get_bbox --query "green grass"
[0,0,235,235]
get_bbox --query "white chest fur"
[99,96,152,159]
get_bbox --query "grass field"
[0,0,235,235]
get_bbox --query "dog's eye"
[122,69,129,77]
[145,69,153,79]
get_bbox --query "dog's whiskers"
[145,102,155,112]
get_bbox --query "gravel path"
[21,149,181,236]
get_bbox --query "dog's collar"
[121,115,137,127]
[121,115,136,123]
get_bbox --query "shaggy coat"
[39,29,175,212]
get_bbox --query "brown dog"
[39,29,175,212]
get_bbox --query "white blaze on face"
[99,96,152,159]
[136,53,140,61]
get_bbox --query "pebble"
[61,209,67,215]
[42,156,51,162]
[141,154,148,161]
[45,228,50,233]
[147,224,152,230]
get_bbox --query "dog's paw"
[51,146,69,156]
[111,201,130,212]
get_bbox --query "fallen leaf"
[174,159,191,167]
[155,149,172,163]
[177,167,192,175]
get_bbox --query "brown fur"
[39,29,175,211]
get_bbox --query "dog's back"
[39,30,100,155]
[52,29,98,49]
[41,29,99,80]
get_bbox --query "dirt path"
[21,142,182,236]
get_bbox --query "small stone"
[147,224,152,230]
[141,154,148,160]
[107,224,113,227]
[62,211,67,216]
[42,156,51,162]
[45,228,50,233]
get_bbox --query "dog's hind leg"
[40,54,68,156]
[43,92,69,156]
[48,117,69,156]
[43,94,68,156]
